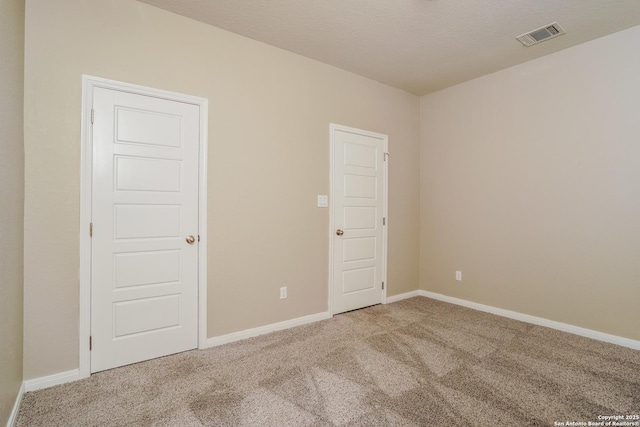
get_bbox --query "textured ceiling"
[138,0,640,95]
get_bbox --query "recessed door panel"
[343,237,376,263]
[342,267,376,294]
[344,142,377,169]
[114,205,180,240]
[116,107,182,148]
[115,156,181,192]
[114,295,181,337]
[344,174,376,199]
[114,250,180,289]
[344,207,376,230]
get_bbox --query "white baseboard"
[385,290,421,304]
[419,290,640,351]
[23,369,81,393]
[204,311,332,348]
[6,381,24,427]
[21,292,638,401]
[22,313,332,394]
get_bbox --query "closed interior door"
[91,87,200,373]
[332,125,387,314]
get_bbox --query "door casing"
[79,75,209,378]
[328,123,388,315]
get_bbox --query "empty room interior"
[1,0,639,425]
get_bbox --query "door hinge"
[89,336,92,351]
[198,235,200,242]
[384,152,390,161]
[383,217,386,226]
[91,108,94,124]
[382,281,385,290]
[89,222,93,237]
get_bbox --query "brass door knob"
[186,235,196,244]
[336,229,344,236]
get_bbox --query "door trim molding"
[79,75,208,379]
[328,123,388,315]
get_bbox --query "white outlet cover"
[317,195,328,208]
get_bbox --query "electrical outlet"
[455,271,462,281]
[280,287,287,299]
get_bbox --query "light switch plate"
[317,195,328,208]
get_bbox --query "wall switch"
[317,195,328,208]
[280,286,287,299]
[455,271,462,281]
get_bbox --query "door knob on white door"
[186,235,196,244]
[336,229,344,236]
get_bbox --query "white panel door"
[332,125,387,314]
[91,87,199,373]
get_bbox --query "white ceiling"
[138,0,640,95]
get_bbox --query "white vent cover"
[516,23,566,47]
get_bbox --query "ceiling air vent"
[516,23,566,47]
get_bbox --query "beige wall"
[420,25,640,341]
[0,0,25,422]
[23,0,420,379]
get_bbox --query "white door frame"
[328,123,388,315]
[79,75,208,379]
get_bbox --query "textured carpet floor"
[17,297,640,426]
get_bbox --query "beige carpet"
[17,297,640,426]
